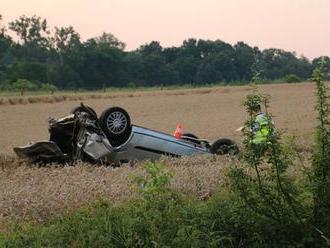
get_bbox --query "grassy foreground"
[0,197,300,247]
[1,67,329,246]
[0,162,310,247]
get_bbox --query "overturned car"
[14,104,238,165]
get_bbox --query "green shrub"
[285,74,301,83]
[227,91,310,245]
[127,82,137,89]
[12,79,39,95]
[131,163,213,247]
[40,83,57,94]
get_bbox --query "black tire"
[99,107,132,147]
[181,133,201,145]
[210,138,239,155]
[71,105,97,119]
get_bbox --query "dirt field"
[0,83,316,155]
[0,83,317,230]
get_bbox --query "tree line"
[0,14,330,91]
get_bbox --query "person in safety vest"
[250,104,273,145]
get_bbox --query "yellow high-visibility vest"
[252,113,272,144]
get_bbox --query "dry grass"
[0,87,243,107]
[0,83,316,155]
[0,82,317,231]
[0,155,237,232]
[0,152,310,233]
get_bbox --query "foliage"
[312,56,330,80]
[251,70,262,84]
[2,163,232,247]
[1,158,326,247]
[0,14,323,91]
[133,162,174,205]
[40,83,57,94]
[127,81,137,89]
[260,49,312,80]
[285,74,301,83]
[8,15,50,47]
[311,62,330,240]
[12,79,39,95]
[226,83,330,245]
[52,25,81,66]
[228,91,309,242]
[0,14,7,36]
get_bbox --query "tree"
[163,47,180,64]
[8,15,52,64]
[91,32,126,50]
[138,41,162,55]
[181,38,200,59]
[121,52,146,86]
[234,42,255,81]
[47,64,81,89]
[174,56,199,84]
[197,39,233,58]
[313,56,330,80]
[7,62,48,83]
[0,15,14,84]
[196,52,237,83]
[76,38,125,89]
[172,39,202,84]
[9,15,50,47]
[0,14,6,35]
[0,13,326,90]
[52,26,81,65]
[0,14,13,58]
[260,49,312,81]
[41,83,57,94]
[12,78,39,95]
[285,74,301,83]
[134,41,179,86]
[53,26,80,52]
[141,53,175,85]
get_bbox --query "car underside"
[14,104,239,165]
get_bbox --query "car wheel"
[99,107,132,147]
[71,105,97,119]
[181,133,201,145]
[210,138,239,155]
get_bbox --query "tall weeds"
[227,63,330,245]
[228,92,304,227]
[311,62,330,240]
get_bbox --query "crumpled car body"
[14,104,238,165]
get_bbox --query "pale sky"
[1,0,329,59]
